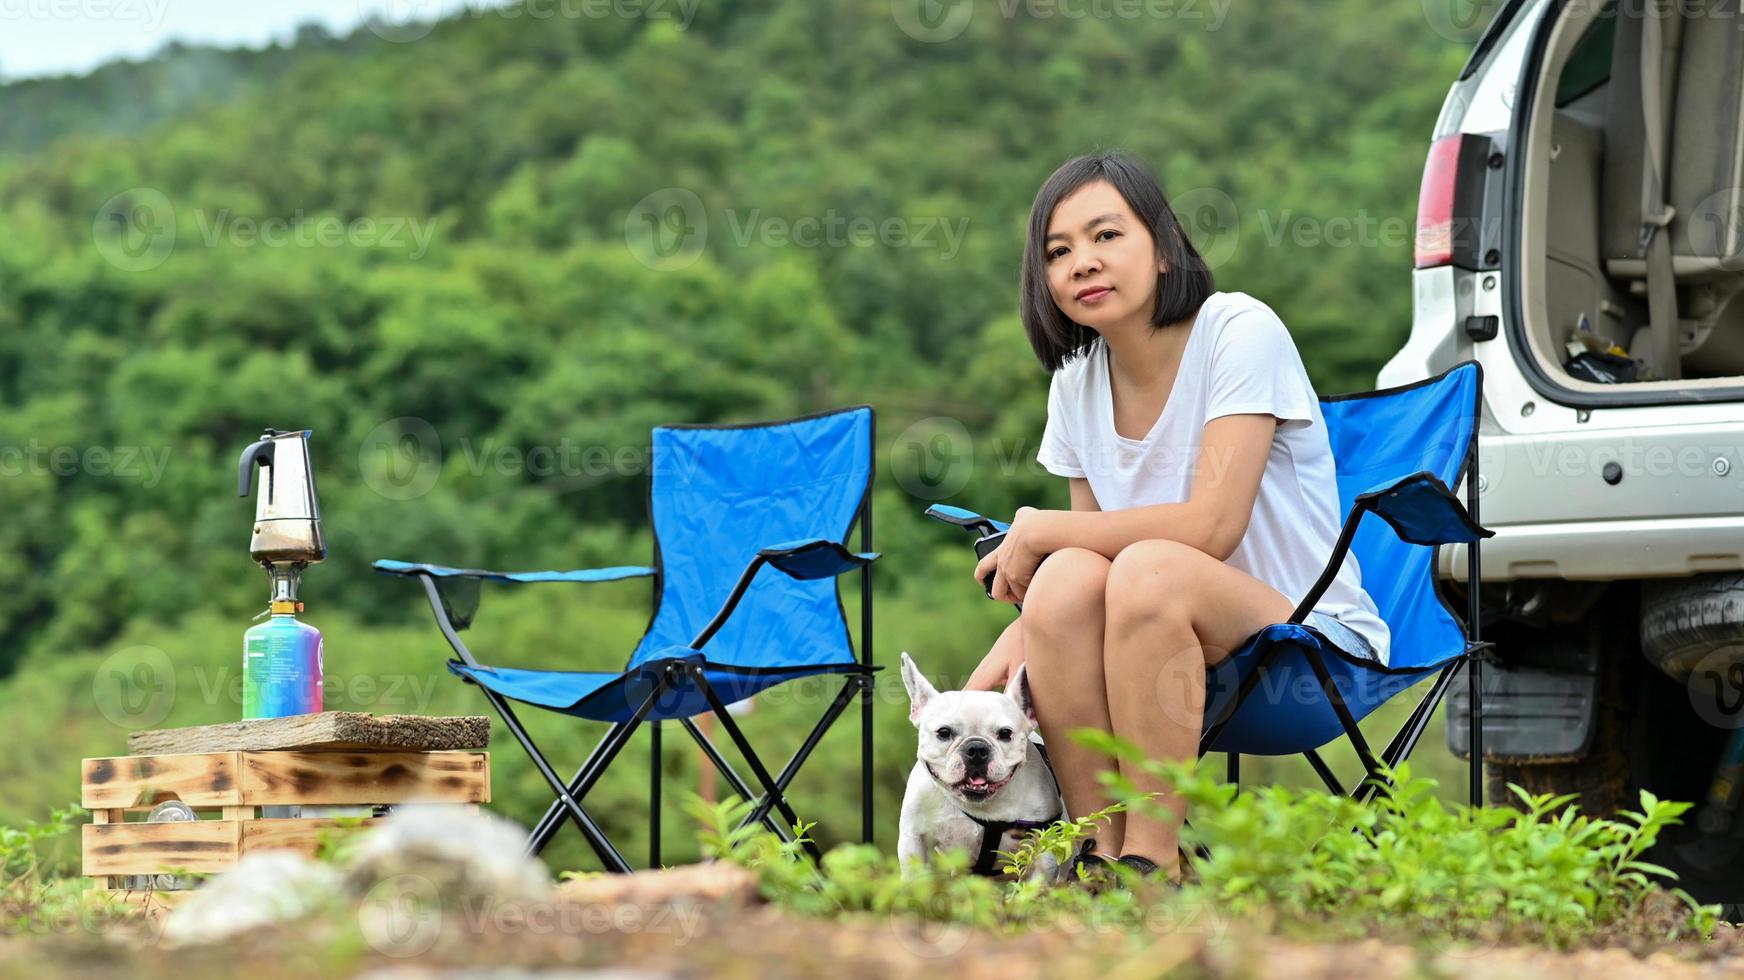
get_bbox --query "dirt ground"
[6,866,1744,979]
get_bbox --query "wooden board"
[240,750,490,805]
[128,712,490,755]
[83,751,490,809]
[81,754,242,810]
[82,818,363,877]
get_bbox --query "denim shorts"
[1303,610,1380,663]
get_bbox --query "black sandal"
[1065,837,1120,889]
[1115,853,1180,888]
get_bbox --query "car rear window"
[1556,10,1617,107]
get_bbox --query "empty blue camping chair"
[925,361,1496,803]
[376,406,879,872]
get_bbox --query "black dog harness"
[957,740,1063,876]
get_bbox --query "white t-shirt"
[1034,290,1391,666]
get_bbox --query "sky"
[0,0,430,79]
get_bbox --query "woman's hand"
[972,506,1057,605]
[965,619,1023,691]
[964,643,1014,692]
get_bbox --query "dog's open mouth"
[953,773,1013,803]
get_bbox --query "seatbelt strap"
[1639,0,1683,380]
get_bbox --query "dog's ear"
[899,652,938,724]
[1004,662,1037,727]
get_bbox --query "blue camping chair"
[925,361,1497,804]
[376,406,879,872]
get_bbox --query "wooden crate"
[82,743,490,889]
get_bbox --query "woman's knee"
[1022,547,1111,645]
[1104,539,1199,630]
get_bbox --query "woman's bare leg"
[1102,539,1296,875]
[1020,547,1124,853]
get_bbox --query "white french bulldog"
[897,651,1066,881]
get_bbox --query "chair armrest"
[921,505,1021,602]
[681,541,876,649]
[922,503,1011,537]
[1355,471,1494,547]
[757,539,879,581]
[372,559,655,584]
[1286,471,1493,623]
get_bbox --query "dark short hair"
[1019,150,1216,372]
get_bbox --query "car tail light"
[1414,134,1465,269]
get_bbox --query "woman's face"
[1042,180,1165,333]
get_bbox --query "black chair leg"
[1303,748,1347,796]
[1469,654,1485,807]
[736,677,860,831]
[650,720,662,869]
[527,718,637,855]
[1303,647,1385,795]
[861,671,874,845]
[486,688,634,872]
[690,666,825,863]
[680,717,797,843]
[519,674,669,870]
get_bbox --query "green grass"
[698,730,1720,950]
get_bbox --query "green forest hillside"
[0,0,1470,869]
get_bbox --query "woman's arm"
[1068,476,1100,513]
[1044,413,1277,562]
[965,475,1101,689]
[976,413,1278,604]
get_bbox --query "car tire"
[1641,572,1744,681]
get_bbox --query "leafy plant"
[684,791,1171,935]
[1076,729,1721,946]
[0,804,118,935]
[683,730,1720,952]
[0,804,77,884]
[996,797,1134,881]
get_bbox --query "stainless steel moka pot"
[238,428,325,605]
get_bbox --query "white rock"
[345,804,551,901]
[160,851,344,946]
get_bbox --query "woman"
[965,151,1391,883]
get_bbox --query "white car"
[1387,0,1744,910]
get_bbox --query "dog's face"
[899,651,1037,806]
